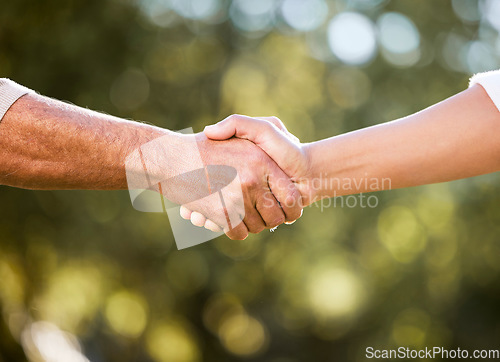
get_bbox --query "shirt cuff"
[469,70,500,113]
[0,78,33,122]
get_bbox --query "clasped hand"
[180,115,315,240]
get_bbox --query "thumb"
[204,117,238,140]
[204,114,269,143]
[204,115,302,177]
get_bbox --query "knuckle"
[288,186,301,202]
[262,120,274,130]
[268,215,285,228]
[241,173,260,191]
[228,114,242,122]
[270,116,281,125]
[224,114,239,127]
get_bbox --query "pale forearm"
[304,85,500,200]
[0,92,170,190]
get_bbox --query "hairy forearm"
[0,92,170,189]
[304,85,500,200]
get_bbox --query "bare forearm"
[0,92,169,189]
[304,85,500,200]
[0,86,302,238]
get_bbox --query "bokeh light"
[105,290,149,338]
[203,293,245,334]
[146,319,200,362]
[346,0,388,11]
[0,256,25,312]
[218,312,269,357]
[465,40,498,73]
[377,12,421,67]
[416,184,455,231]
[21,322,89,362]
[229,0,276,33]
[280,0,328,32]
[137,0,176,27]
[439,32,469,72]
[452,0,481,23]
[33,264,103,332]
[378,206,427,263]
[327,12,377,65]
[483,0,500,32]
[307,265,364,320]
[170,0,222,21]
[391,308,430,348]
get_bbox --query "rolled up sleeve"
[0,78,33,123]
[469,70,500,113]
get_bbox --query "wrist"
[296,142,320,206]
[124,129,195,192]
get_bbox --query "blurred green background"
[1,0,500,361]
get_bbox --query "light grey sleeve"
[0,78,34,122]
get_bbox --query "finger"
[182,188,234,231]
[267,164,303,223]
[190,211,207,227]
[204,114,273,143]
[180,205,192,220]
[255,187,286,228]
[256,116,300,143]
[257,116,286,131]
[242,203,267,234]
[225,219,249,240]
[205,114,296,143]
[285,212,302,225]
[204,219,223,233]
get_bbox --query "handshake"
[126,114,318,241]
[1,78,497,245]
[125,80,500,245]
